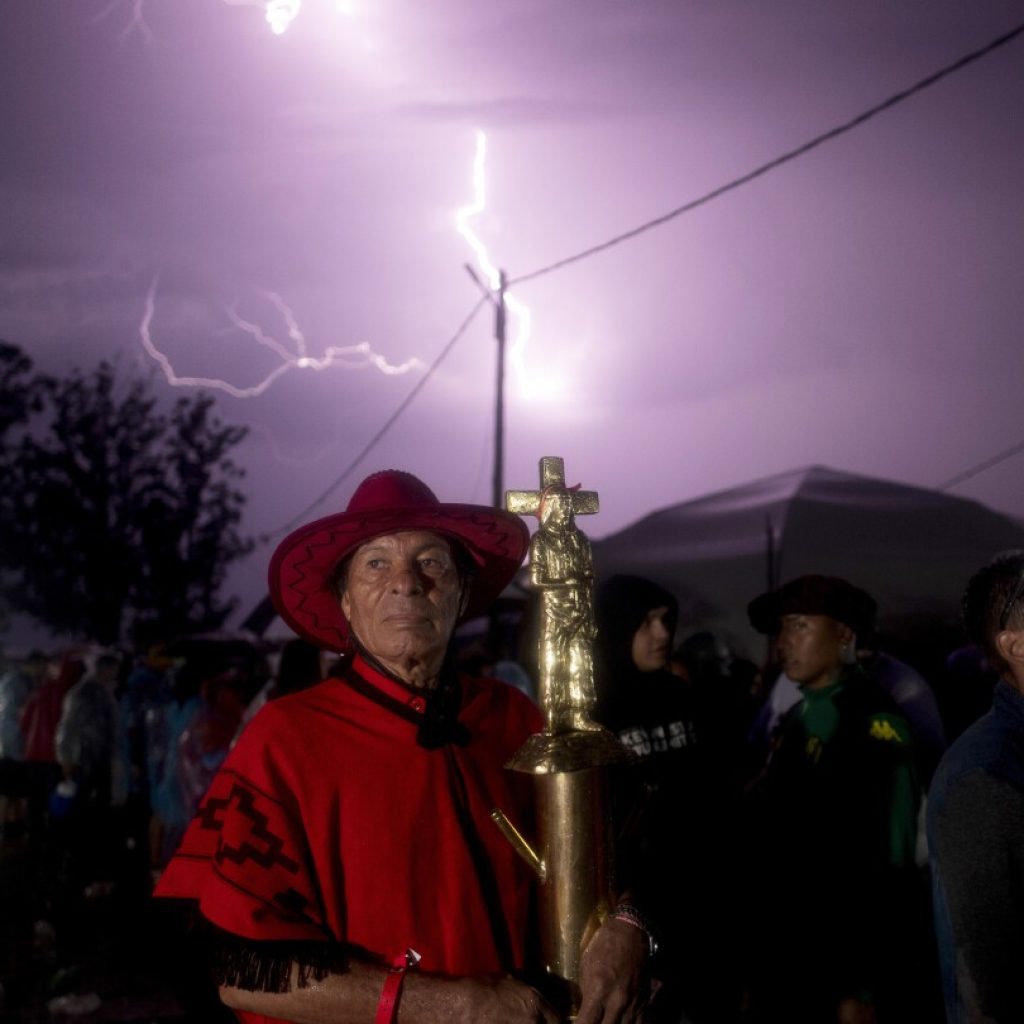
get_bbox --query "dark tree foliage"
[0,341,48,632]
[0,341,45,439]
[2,349,252,645]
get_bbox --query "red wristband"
[610,904,658,958]
[374,948,421,1024]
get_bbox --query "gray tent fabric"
[590,466,1024,660]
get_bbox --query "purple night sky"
[3,1,1024,644]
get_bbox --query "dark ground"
[0,824,232,1024]
[1,784,949,1023]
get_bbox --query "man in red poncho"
[156,470,650,1024]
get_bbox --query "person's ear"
[457,584,470,618]
[837,623,856,664]
[341,590,351,619]
[995,627,1024,668]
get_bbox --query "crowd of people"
[0,467,1019,1023]
[0,633,324,1019]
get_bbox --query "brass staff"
[492,456,631,1014]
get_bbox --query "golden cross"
[506,456,599,519]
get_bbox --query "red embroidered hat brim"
[269,493,530,652]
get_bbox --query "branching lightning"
[262,0,301,35]
[245,421,344,467]
[139,276,422,399]
[100,0,365,39]
[219,0,305,35]
[455,131,534,397]
[94,0,153,44]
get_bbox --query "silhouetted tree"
[131,391,254,643]
[2,350,252,645]
[0,341,48,632]
[0,341,45,439]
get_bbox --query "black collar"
[334,654,470,749]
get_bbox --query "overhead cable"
[510,22,1024,287]
[264,21,1024,537]
[938,437,1024,492]
[264,296,488,538]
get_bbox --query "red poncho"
[156,655,541,1018]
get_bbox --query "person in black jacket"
[595,574,739,1023]
[744,575,923,1024]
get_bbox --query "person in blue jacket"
[928,551,1024,1023]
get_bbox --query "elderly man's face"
[340,531,465,682]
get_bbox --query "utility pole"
[465,263,511,655]
[493,269,508,510]
[464,264,509,510]
[765,514,779,666]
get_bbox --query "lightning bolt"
[99,1,364,39]
[263,0,301,34]
[241,0,367,32]
[217,0,301,34]
[246,421,344,467]
[455,131,534,397]
[94,0,153,44]
[139,276,422,399]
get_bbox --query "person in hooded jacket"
[594,574,741,1023]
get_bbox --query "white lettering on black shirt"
[618,719,696,757]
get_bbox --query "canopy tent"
[590,465,1024,662]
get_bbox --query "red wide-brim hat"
[269,470,530,651]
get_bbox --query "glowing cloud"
[455,131,536,398]
[139,276,422,399]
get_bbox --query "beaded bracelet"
[609,903,659,958]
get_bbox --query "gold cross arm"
[506,456,599,519]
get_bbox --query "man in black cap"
[748,578,947,788]
[743,575,923,1023]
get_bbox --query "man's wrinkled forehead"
[351,530,453,558]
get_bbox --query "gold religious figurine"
[508,458,602,735]
[494,456,631,1011]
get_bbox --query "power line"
[261,20,1024,539]
[938,437,1024,492]
[264,296,488,539]
[510,21,1024,288]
